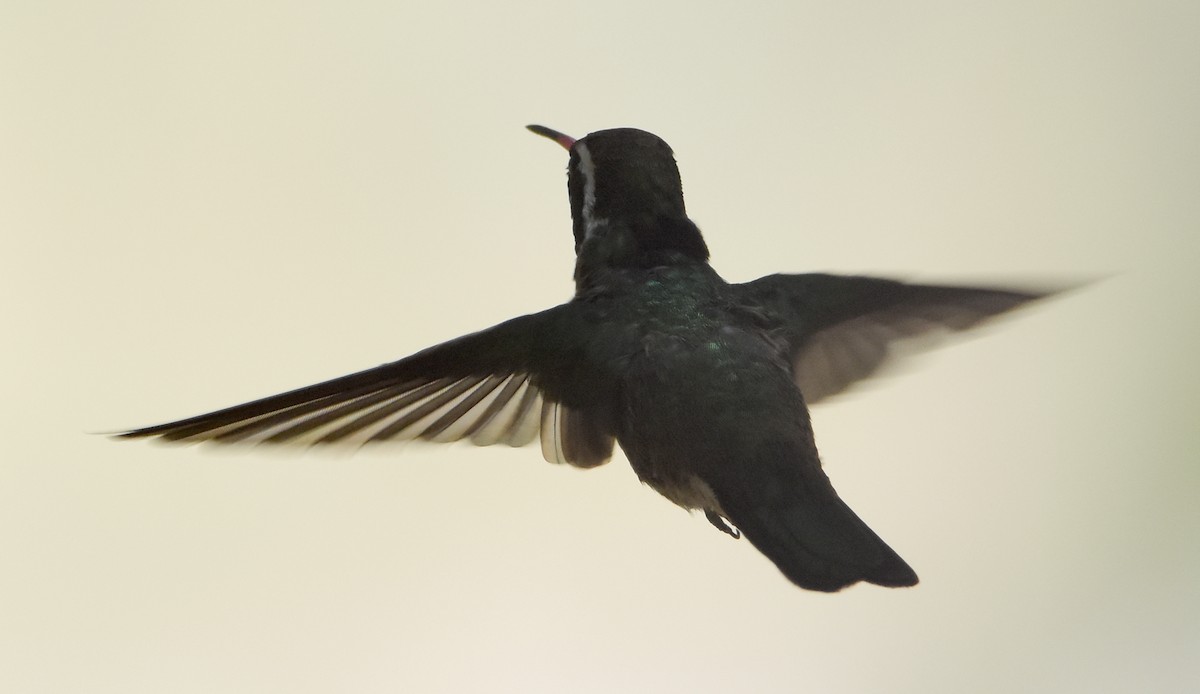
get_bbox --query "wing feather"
[734,273,1058,403]
[118,306,616,468]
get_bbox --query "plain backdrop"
[3,1,1197,692]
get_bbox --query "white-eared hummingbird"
[119,125,1056,592]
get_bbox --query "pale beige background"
[3,1,1197,692]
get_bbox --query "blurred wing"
[118,305,616,468]
[734,273,1053,403]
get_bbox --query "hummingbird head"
[528,125,710,267]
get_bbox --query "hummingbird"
[119,125,1051,592]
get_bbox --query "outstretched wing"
[118,304,616,468]
[733,273,1053,403]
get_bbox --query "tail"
[717,473,918,592]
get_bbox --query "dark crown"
[565,128,707,263]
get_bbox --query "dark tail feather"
[720,490,918,592]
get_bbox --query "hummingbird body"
[553,186,915,588]
[119,125,1052,592]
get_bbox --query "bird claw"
[705,510,741,539]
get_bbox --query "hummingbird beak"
[526,124,576,151]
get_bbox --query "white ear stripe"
[575,142,604,240]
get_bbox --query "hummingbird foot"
[705,510,741,539]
